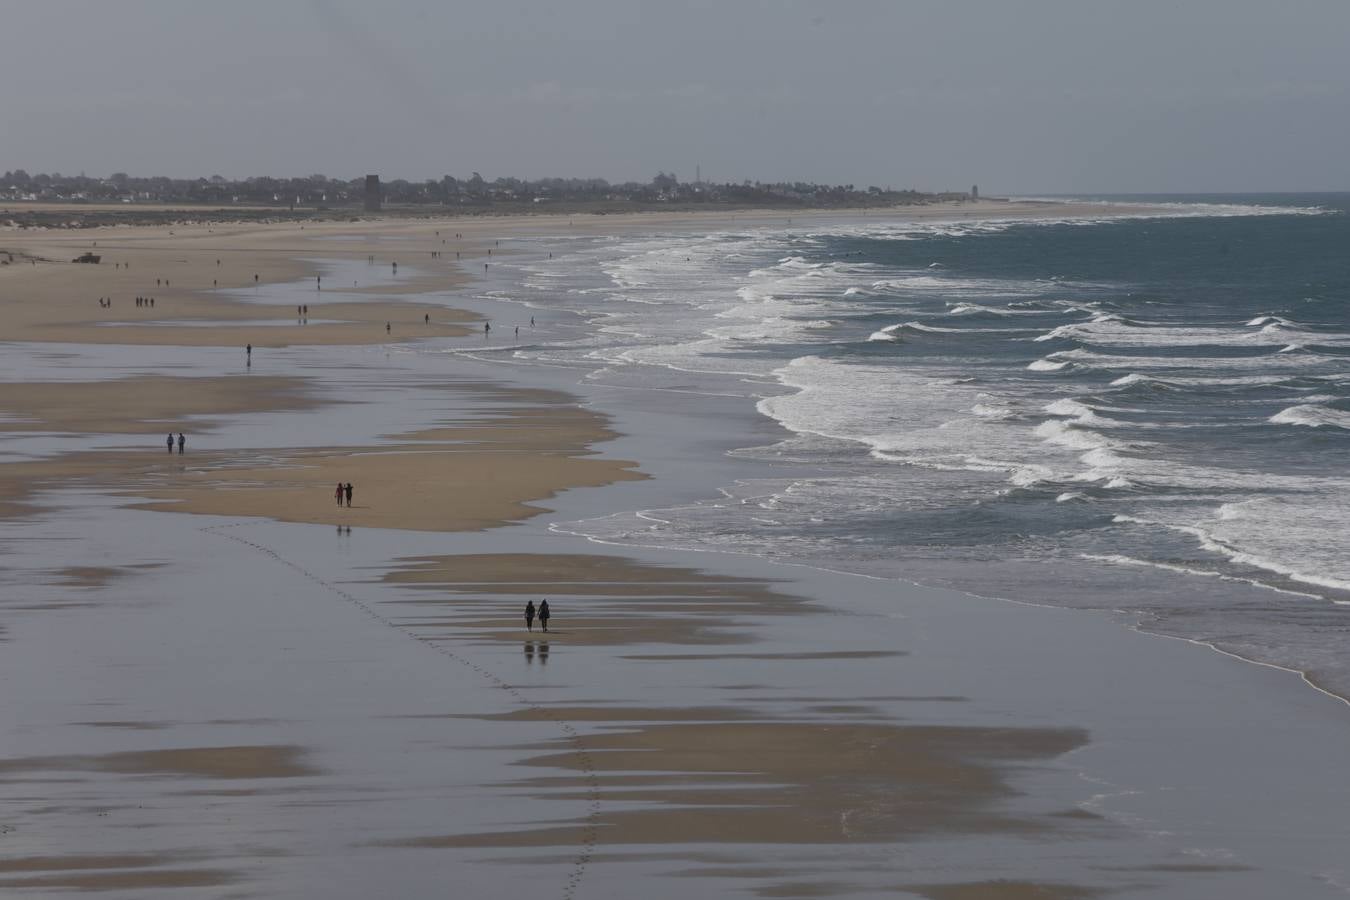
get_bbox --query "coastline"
[2,203,1348,898]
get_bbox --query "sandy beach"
[2,202,1349,899]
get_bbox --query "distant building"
[364,175,382,211]
[971,184,979,200]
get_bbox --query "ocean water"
[497,196,1350,700]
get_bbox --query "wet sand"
[0,375,312,434]
[393,719,1088,847]
[2,207,1348,899]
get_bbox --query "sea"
[483,195,1350,701]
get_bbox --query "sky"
[2,0,1348,194]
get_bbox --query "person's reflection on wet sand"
[538,642,549,665]
[524,642,535,664]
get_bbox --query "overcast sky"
[3,0,1347,193]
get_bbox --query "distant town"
[0,169,987,227]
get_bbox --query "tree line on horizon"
[1,169,970,209]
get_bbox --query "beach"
[2,201,1349,899]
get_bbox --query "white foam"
[1043,398,1104,423]
[1009,197,1328,218]
[1113,507,1350,594]
[1034,419,1115,454]
[1039,347,1329,374]
[1269,404,1350,429]
[1110,373,1156,387]
[1034,319,1343,350]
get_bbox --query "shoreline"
[3,197,1074,230]
[435,203,1350,710]
[2,203,1348,898]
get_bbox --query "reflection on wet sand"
[0,744,319,780]
[385,552,813,647]
[0,867,239,892]
[390,719,1089,848]
[901,881,1108,900]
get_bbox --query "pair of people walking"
[524,599,551,632]
[165,432,184,454]
[334,482,353,507]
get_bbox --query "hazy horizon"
[3,0,1348,194]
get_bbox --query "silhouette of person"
[176,432,185,454]
[344,482,353,507]
[525,600,536,632]
[386,321,391,334]
[424,313,429,324]
[538,599,550,633]
[335,482,344,506]
[484,321,490,334]
[166,433,174,453]
[246,343,252,360]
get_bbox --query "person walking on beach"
[176,432,185,454]
[166,433,174,453]
[246,343,252,363]
[538,599,551,633]
[335,482,344,506]
[344,482,353,507]
[524,600,536,632]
